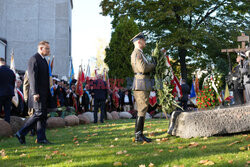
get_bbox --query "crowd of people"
[0,33,192,145]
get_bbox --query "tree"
[104,16,139,86]
[100,0,249,80]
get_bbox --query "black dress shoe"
[37,140,52,144]
[15,132,26,144]
[142,135,152,143]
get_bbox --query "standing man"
[16,41,51,144]
[93,74,108,123]
[130,32,155,143]
[239,52,250,104]
[231,54,244,105]
[0,58,16,123]
[180,79,190,111]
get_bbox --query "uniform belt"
[134,73,150,75]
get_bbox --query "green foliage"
[104,16,139,86]
[100,0,250,80]
[152,43,181,114]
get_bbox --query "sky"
[72,0,112,75]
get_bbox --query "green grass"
[0,119,249,167]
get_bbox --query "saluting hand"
[33,94,40,102]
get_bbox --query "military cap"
[130,32,145,42]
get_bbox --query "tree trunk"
[178,47,187,80]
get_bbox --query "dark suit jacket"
[28,53,50,108]
[181,83,190,101]
[93,79,108,100]
[0,65,15,97]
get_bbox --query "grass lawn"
[0,119,249,167]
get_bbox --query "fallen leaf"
[148,162,155,167]
[161,138,168,141]
[239,147,246,151]
[228,141,240,146]
[132,138,135,142]
[201,145,207,150]
[113,162,122,166]
[125,154,130,157]
[73,137,78,141]
[84,141,88,143]
[123,150,127,154]
[45,154,51,160]
[153,153,159,156]
[246,136,250,141]
[92,133,98,136]
[247,161,250,164]
[68,159,73,163]
[0,149,6,157]
[46,147,52,150]
[142,141,148,145]
[74,141,79,144]
[189,142,199,148]
[218,156,223,160]
[178,146,184,149]
[61,144,65,146]
[203,137,208,140]
[116,151,123,155]
[52,151,59,155]
[2,156,8,160]
[139,165,146,167]
[123,162,128,166]
[198,160,215,166]
[115,138,119,141]
[39,145,43,148]
[61,153,67,156]
[110,145,115,148]
[149,132,155,136]
[156,139,161,142]
[228,160,233,164]
[20,153,27,157]
[159,149,164,153]
[168,150,174,152]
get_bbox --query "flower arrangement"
[196,86,221,109]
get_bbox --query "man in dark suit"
[93,74,108,123]
[0,58,16,123]
[180,79,190,111]
[16,41,52,144]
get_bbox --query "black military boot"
[141,117,152,143]
[135,116,145,142]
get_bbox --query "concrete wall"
[0,0,72,78]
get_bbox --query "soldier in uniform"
[130,32,155,143]
[231,54,244,105]
[239,52,250,104]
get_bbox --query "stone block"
[168,106,250,138]
[10,116,25,134]
[111,111,119,120]
[78,114,90,124]
[47,117,65,129]
[0,120,12,138]
[82,112,94,123]
[64,115,79,126]
[119,112,132,119]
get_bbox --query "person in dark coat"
[93,74,108,123]
[180,79,190,111]
[0,58,16,123]
[16,41,52,144]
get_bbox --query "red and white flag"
[163,50,182,98]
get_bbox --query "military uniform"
[231,65,244,105]
[130,32,155,143]
[239,58,250,104]
[131,48,155,116]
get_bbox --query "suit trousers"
[133,91,150,117]
[18,97,47,141]
[94,99,105,123]
[0,96,12,123]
